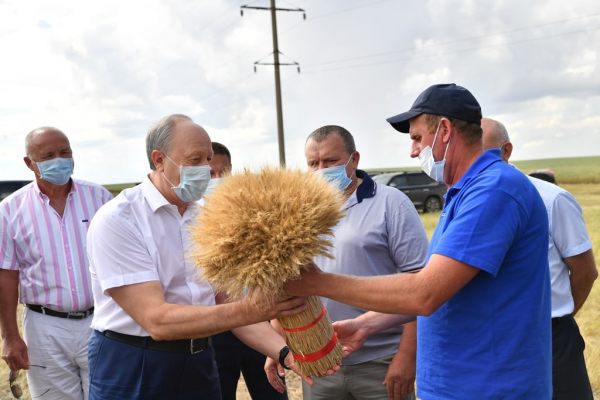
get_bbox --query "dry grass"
[564,183,600,397]
[278,296,343,377]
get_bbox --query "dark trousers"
[212,331,288,400]
[552,315,593,400]
[88,330,221,400]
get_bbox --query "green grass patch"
[512,156,600,184]
[103,182,139,196]
[366,155,600,184]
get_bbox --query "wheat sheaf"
[192,167,344,299]
[191,167,345,376]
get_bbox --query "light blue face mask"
[316,155,353,191]
[203,177,223,197]
[163,155,211,203]
[418,121,450,184]
[36,157,74,185]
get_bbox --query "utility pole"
[241,1,305,167]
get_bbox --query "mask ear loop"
[441,126,451,161]
[161,153,184,189]
[430,120,443,155]
[433,119,451,162]
[344,152,357,183]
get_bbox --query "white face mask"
[163,155,211,203]
[418,120,450,184]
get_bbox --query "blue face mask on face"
[36,157,74,185]
[316,155,353,191]
[418,120,450,184]
[163,155,211,203]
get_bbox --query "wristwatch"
[278,345,291,370]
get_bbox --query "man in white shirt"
[482,117,597,400]
[86,114,308,399]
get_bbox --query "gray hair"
[146,114,192,170]
[306,125,356,154]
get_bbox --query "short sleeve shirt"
[529,176,592,317]
[0,179,112,311]
[87,176,215,336]
[416,149,552,399]
[315,170,429,365]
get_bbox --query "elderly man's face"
[305,133,355,173]
[209,154,232,178]
[25,129,73,174]
[159,120,212,187]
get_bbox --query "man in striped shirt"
[0,127,112,400]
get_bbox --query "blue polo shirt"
[417,149,552,399]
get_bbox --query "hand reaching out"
[332,318,369,357]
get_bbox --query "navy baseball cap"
[386,83,482,133]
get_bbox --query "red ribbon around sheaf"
[292,334,338,363]
[282,305,326,333]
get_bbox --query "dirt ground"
[237,372,302,400]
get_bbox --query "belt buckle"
[67,311,85,319]
[190,339,204,355]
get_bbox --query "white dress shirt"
[88,175,215,336]
[529,177,592,317]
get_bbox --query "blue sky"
[1,0,599,184]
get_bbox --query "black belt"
[102,330,209,354]
[552,314,572,327]
[26,304,94,320]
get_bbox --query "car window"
[407,173,435,186]
[372,174,390,184]
[389,175,407,188]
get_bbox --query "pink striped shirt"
[0,179,112,312]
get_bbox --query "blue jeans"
[88,330,221,400]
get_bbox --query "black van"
[0,180,32,201]
[372,172,446,212]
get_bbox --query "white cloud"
[0,0,599,184]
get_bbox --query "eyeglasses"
[8,365,46,399]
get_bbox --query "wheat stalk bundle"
[191,167,345,376]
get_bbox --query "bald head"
[25,127,70,158]
[481,118,512,162]
[145,114,212,170]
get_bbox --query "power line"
[304,12,600,69]
[303,24,600,74]
[279,0,393,37]
[240,1,305,167]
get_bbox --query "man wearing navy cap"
[286,84,552,399]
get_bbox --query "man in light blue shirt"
[289,125,428,400]
[482,117,597,400]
